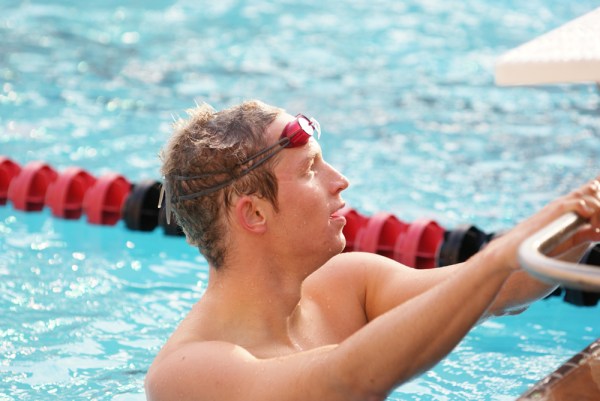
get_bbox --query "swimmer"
[146,100,600,401]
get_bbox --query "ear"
[234,195,267,234]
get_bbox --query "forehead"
[264,112,295,142]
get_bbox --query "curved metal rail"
[518,212,600,292]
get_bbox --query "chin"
[337,233,347,253]
[328,233,347,256]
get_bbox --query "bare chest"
[229,293,367,359]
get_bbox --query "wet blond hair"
[160,100,283,268]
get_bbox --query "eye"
[303,152,321,177]
[302,159,315,177]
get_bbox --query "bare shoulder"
[307,251,381,280]
[145,340,257,401]
[305,251,415,290]
[145,339,346,401]
[302,252,413,314]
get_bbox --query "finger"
[585,179,600,197]
[567,222,600,248]
[572,187,595,201]
[571,178,600,197]
[566,178,600,214]
[574,196,600,217]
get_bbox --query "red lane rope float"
[46,167,96,219]
[355,212,408,256]
[394,219,444,269]
[338,206,369,252]
[0,157,21,205]
[8,161,58,211]
[83,173,131,225]
[0,156,131,225]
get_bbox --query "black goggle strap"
[157,136,295,224]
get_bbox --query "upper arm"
[327,252,460,321]
[336,250,552,321]
[145,342,353,401]
[345,251,546,321]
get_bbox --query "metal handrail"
[518,212,600,292]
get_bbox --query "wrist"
[472,237,520,274]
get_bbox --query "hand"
[485,176,600,271]
[546,177,600,257]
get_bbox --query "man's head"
[160,100,283,267]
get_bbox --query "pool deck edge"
[517,337,600,400]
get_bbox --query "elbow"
[489,304,529,318]
[145,361,169,401]
[503,305,529,316]
[144,369,158,401]
[478,304,528,324]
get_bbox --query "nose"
[329,164,349,194]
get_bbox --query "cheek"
[279,181,328,222]
[281,202,320,236]
[300,190,327,218]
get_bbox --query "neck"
[201,255,310,346]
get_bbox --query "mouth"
[329,203,347,220]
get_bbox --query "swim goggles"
[158,114,321,223]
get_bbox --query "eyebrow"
[299,146,320,170]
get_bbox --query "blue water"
[1,0,599,400]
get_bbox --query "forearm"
[331,251,512,399]
[485,240,589,317]
[484,270,555,317]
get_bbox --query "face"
[265,113,350,266]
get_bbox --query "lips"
[330,203,346,219]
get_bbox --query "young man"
[146,100,600,401]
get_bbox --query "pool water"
[1,0,599,400]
